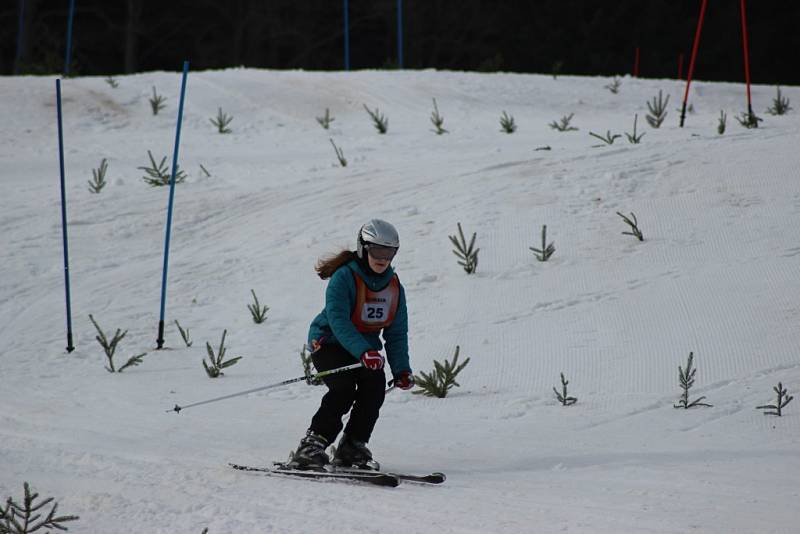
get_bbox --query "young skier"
[289,219,414,470]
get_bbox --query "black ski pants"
[309,343,386,445]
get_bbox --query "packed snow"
[1,68,799,533]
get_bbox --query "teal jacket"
[308,259,410,376]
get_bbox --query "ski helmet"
[357,219,399,259]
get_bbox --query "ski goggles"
[366,244,398,261]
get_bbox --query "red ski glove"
[360,350,385,370]
[393,371,415,390]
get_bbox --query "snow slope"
[1,69,799,534]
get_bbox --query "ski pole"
[167,362,363,414]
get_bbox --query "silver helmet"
[357,219,399,258]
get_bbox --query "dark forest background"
[1,0,798,85]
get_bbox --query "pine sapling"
[766,87,791,115]
[589,130,621,146]
[645,90,670,128]
[330,138,347,167]
[430,98,448,134]
[413,345,471,398]
[553,373,577,406]
[247,289,269,324]
[604,76,621,94]
[175,320,193,347]
[756,382,793,416]
[717,110,727,135]
[316,108,335,129]
[616,211,643,241]
[89,314,146,373]
[149,86,166,115]
[139,150,187,186]
[673,352,712,409]
[549,113,578,132]
[625,114,645,144]
[736,110,762,129]
[203,329,242,378]
[210,107,233,133]
[529,224,555,261]
[449,222,479,274]
[499,111,516,133]
[105,76,118,88]
[0,482,79,533]
[363,104,388,134]
[88,158,109,193]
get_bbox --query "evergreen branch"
[203,330,241,378]
[553,372,578,406]
[247,289,269,324]
[88,158,108,193]
[413,346,471,398]
[138,150,186,187]
[625,114,645,144]
[210,107,233,134]
[673,352,712,409]
[529,224,555,261]
[756,382,793,416]
[499,111,516,133]
[430,98,448,134]
[448,222,479,274]
[548,113,578,132]
[589,130,621,146]
[645,90,670,128]
[330,138,347,167]
[766,87,791,116]
[174,320,193,347]
[363,104,388,134]
[316,108,335,129]
[616,211,643,241]
[149,86,166,115]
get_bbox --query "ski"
[229,463,400,487]
[333,466,446,484]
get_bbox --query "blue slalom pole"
[343,0,350,70]
[156,60,190,349]
[397,0,403,69]
[56,79,75,353]
[14,0,25,75]
[64,0,76,76]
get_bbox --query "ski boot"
[332,434,380,471]
[287,430,330,470]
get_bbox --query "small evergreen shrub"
[529,224,555,261]
[673,352,712,409]
[756,383,793,416]
[646,90,670,128]
[449,222,479,274]
[105,76,118,88]
[329,138,347,167]
[553,373,577,406]
[549,113,578,132]
[88,158,108,193]
[625,114,645,144]
[604,76,621,94]
[766,87,791,115]
[139,150,187,186]
[717,110,727,135]
[316,108,335,129]
[430,98,448,134]
[210,107,233,134]
[589,130,621,146]
[363,104,388,134]
[247,289,269,324]
[0,482,79,533]
[616,211,643,241]
[736,111,762,129]
[203,329,242,378]
[149,86,166,115]
[413,345,471,398]
[175,320,192,347]
[499,111,516,133]
[89,314,146,373]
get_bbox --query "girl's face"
[365,245,397,274]
[367,253,391,273]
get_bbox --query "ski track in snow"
[1,70,799,533]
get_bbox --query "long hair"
[315,250,358,280]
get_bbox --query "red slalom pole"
[633,47,640,78]
[740,0,754,123]
[680,0,708,127]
